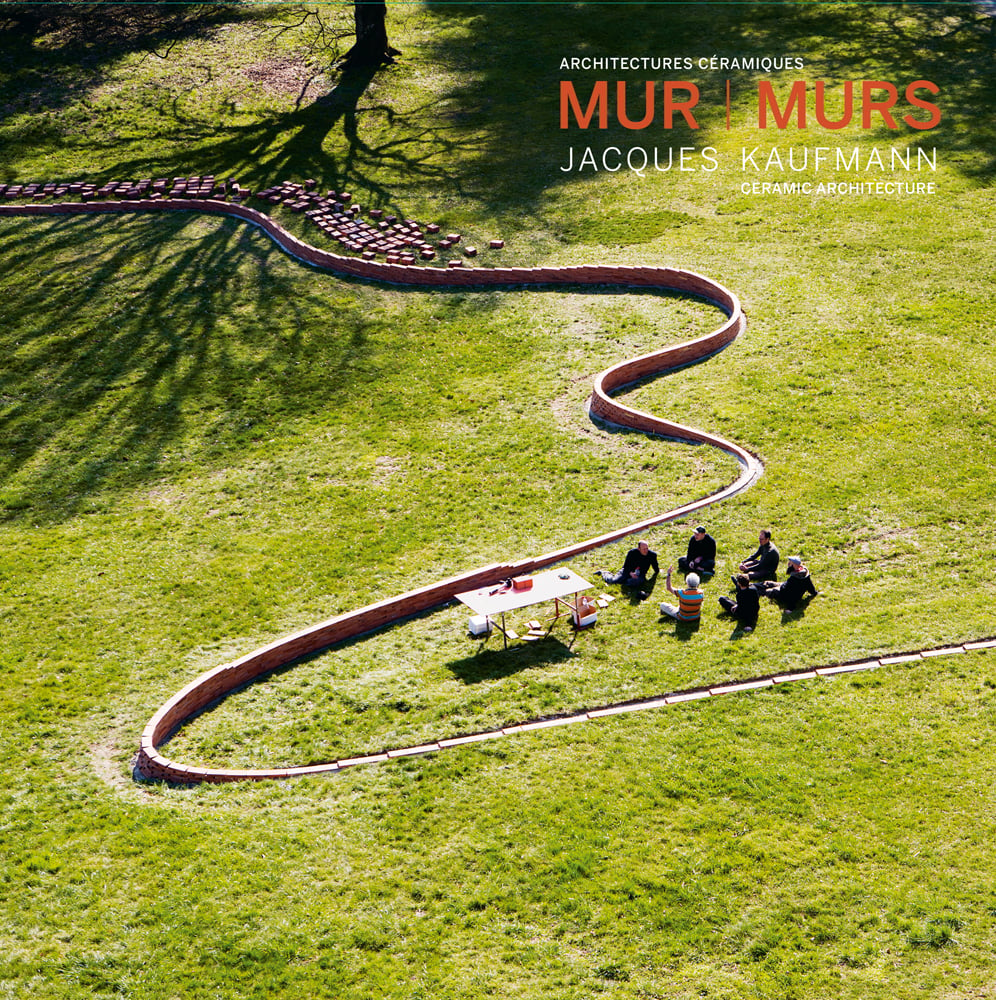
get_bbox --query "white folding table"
[455,568,594,648]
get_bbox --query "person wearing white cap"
[757,555,817,611]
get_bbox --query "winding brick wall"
[1,194,763,783]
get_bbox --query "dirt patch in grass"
[90,726,138,795]
[373,456,404,485]
[549,374,595,436]
[243,56,328,103]
[843,527,923,560]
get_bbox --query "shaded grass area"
[1,2,995,998]
[0,212,722,530]
[2,4,993,217]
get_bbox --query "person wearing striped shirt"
[660,566,705,622]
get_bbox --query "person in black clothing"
[598,539,659,588]
[678,525,716,576]
[718,573,760,631]
[758,556,817,611]
[736,529,779,583]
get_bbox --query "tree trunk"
[341,0,397,69]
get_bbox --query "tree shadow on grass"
[47,58,466,224]
[0,4,259,122]
[2,3,992,219]
[411,1,996,216]
[0,211,380,524]
[0,217,727,527]
[0,4,457,212]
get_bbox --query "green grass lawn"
[1,3,995,998]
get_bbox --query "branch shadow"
[10,3,988,231]
[410,0,996,217]
[59,56,465,225]
[0,4,259,122]
[0,211,378,524]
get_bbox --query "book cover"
[0,3,993,996]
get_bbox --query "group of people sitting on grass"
[596,526,817,631]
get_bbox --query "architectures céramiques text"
[557,55,942,194]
